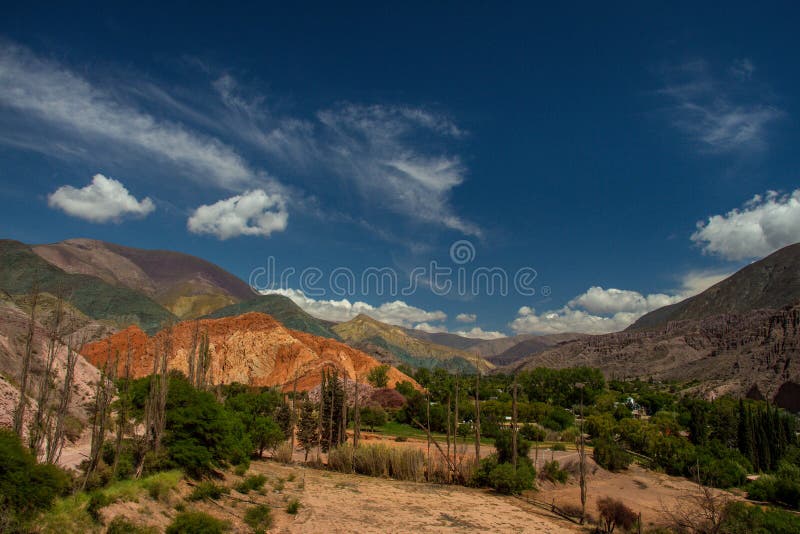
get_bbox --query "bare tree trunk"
[13,284,39,437]
[453,374,459,467]
[352,374,360,472]
[290,371,298,452]
[113,333,133,477]
[340,374,348,447]
[426,394,432,481]
[446,391,451,477]
[187,320,199,387]
[474,362,481,461]
[84,348,116,489]
[46,332,80,465]
[511,374,518,470]
[30,290,65,455]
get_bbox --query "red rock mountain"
[81,312,417,392]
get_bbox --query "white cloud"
[0,42,266,189]
[47,174,154,222]
[453,327,506,340]
[262,288,447,327]
[413,322,448,333]
[511,270,731,335]
[187,189,288,239]
[456,313,477,323]
[568,287,682,315]
[660,59,782,152]
[691,189,800,260]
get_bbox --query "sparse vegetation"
[188,481,230,501]
[286,498,301,514]
[166,511,230,533]
[244,504,272,533]
[235,474,267,494]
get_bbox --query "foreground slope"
[205,294,340,339]
[332,314,493,373]
[0,240,175,332]
[630,242,800,330]
[81,312,416,391]
[33,238,255,319]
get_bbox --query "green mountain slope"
[33,238,255,319]
[0,240,175,332]
[204,294,340,339]
[333,314,493,373]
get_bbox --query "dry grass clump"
[388,447,425,482]
[354,444,392,477]
[273,442,293,464]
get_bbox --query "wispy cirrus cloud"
[0,42,272,190]
[659,59,783,153]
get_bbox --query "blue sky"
[2,2,800,337]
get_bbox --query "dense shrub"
[244,504,272,533]
[747,462,800,509]
[593,437,632,471]
[369,388,407,410]
[487,462,535,495]
[722,501,800,534]
[0,429,71,524]
[166,511,229,533]
[541,407,574,431]
[494,430,531,464]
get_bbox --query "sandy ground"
[102,460,579,533]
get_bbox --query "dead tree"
[453,373,459,467]
[426,394,432,481]
[290,371,298,453]
[137,327,171,477]
[13,283,39,437]
[112,333,133,477]
[511,374,518,470]
[187,320,200,386]
[29,290,65,454]
[83,347,117,489]
[45,330,81,465]
[474,358,481,461]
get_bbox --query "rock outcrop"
[81,312,418,392]
[512,303,800,407]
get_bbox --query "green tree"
[367,365,390,388]
[251,417,284,457]
[296,401,319,461]
[361,405,388,431]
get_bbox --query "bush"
[0,429,71,523]
[520,423,546,442]
[86,491,111,522]
[327,444,354,473]
[541,407,574,431]
[494,430,531,464]
[472,454,499,487]
[540,460,569,484]
[367,365,390,388]
[593,437,632,471]
[244,504,272,533]
[187,481,230,502]
[487,462,535,495]
[722,501,800,534]
[597,496,638,533]
[107,517,158,534]
[354,444,391,477]
[286,498,301,514]
[166,511,229,533]
[551,443,566,452]
[235,474,267,494]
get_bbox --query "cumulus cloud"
[691,189,800,260]
[0,42,269,189]
[511,270,731,335]
[187,189,288,239]
[453,327,506,340]
[456,313,477,323]
[262,288,447,327]
[47,174,154,222]
[659,59,783,153]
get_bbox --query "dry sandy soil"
[102,460,578,533]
